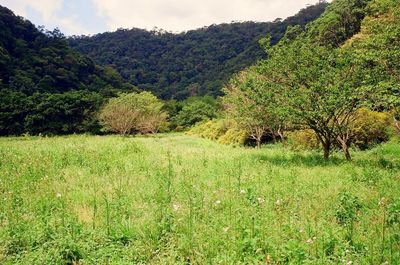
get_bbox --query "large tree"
[257,33,369,160]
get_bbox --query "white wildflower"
[56,193,62,198]
[240,189,246,194]
[172,203,180,212]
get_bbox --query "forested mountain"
[0,5,136,135]
[69,2,328,100]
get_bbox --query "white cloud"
[57,16,91,35]
[0,0,330,35]
[92,0,326,33]
[0,0,90,35]
[0,0,63,20]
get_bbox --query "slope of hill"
[69,2,328,100]
[0,5,136,135]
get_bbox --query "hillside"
[69,2,328,100]
[0,5,136,135]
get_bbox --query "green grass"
[0,134,399,264]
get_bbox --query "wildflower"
[306,238,313,244]
[275,199,282,206]
[215,200,221,205]
[240,189,246,194]
[172,203,180,212]
[346,261,353,265]
[257,197,265,204]
[378,197,387,206]
[299,228,304,233]
[223,226,230,233]
[56,193,62,198]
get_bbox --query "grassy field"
[0,134,399,264]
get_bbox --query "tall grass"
[0,134,399,264]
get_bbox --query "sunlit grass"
[0,134,399,264]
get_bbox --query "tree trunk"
[337,136,351,161]
[342,142,351,161]
[256,138,261,149]
[323,142,331,160]
[394,117,400,135]
[277,127,286,147]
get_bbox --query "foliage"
[287,129,319,151]
[352,108,391,149]
[187,119,248,146]
[221,0,400,160]
[171,96,220,129]
[307,0,369,47]
[69,3,328,100]
[99,92,168,135]
[0,5,136,136]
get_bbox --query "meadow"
[0,134,399,264]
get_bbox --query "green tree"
[257,36,368,160]
[99,92,167,135]
[172,96,219,129]
[223,70,285,148]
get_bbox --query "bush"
[352,108,391,150]
[187,119,248,145]
[287,129,319,151]
[218,128,248,146]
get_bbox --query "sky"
[0,0,327,36]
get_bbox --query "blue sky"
[0,0,327,36]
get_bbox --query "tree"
[99,102,139,135]
[257,36,368,160]
[222,70,285,148]
[24,91,103,135]
[99,91,167,135]
[172,96,219,129]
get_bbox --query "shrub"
[287,129,319,151]
[218,128,248,146]
[187,119,248,145]
[352,108,391,150]
[99,92,167,135]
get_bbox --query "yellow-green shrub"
[287,129,319,150]
[218,128,248,146]
[352,108,391,149]
[187,119,248,145]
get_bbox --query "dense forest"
[69,2,328,99]
[0,5,137,135]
